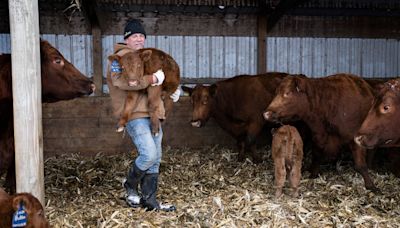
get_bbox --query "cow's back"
[214,72,288,120]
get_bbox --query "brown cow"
[264,74,378,191]
[355,78,400,149]
[0,40,95,193]
[0,188,49,228]
[271,125,303,198]
[182,72,292,163]
[108,48,180,135]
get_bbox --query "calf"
[264,74,378,191]
[182,73,291,163]
[0,188,49,228]
[0,40,95,193]
[108,48,180,135]
[271,125,303,198]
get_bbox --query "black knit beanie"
[124,19,146,39]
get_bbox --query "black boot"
[140,173,176,212]
[124,163,146,207]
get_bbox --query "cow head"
[12,193,49,228]
[355,79,400,149]
[182,84,217,127]
[108,49,154,86]
[40,40,95,102]
[264,75,309,123]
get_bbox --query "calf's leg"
[274,154,286,198]
[147,86,163,135]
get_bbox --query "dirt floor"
[27,146,400,227]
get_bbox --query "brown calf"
[0,188,49,228]
[271,125,303,198]
[108,48,180,135]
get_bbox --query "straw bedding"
[17,146,400,227]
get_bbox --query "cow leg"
[350,143,378,192]
[246,135,262,163]
[147,86,163,135]
[246,122,264,163]
[309,145,322,178]
[4,162,16,194]
[237,138,246,162]
[274,154,286,198]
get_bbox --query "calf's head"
[182,84,216,127]
[108,49,162,87]
[12,193,50,228]
[355,79,400,149]
[264,76,309,123]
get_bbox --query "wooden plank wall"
[42,97,235,157]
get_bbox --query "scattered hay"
[44,146,400,227]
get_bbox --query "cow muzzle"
[191,120,202,128]
[263,111,275,121]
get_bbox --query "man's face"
[125,33,145,50]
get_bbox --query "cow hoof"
[153,132,159,137]
[116,126,125,132]
[367,186,380,193]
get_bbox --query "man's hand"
[170,88,181,102]
[151,69,165,86]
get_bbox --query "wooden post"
[8,0,44,204]
[92,26,103,96]
[257,14,267,74]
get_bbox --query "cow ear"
[181,86,194,96]
[13,195,32,214]
[108,54,121,62]
[140,50,152,62]
[209,84,218,97]
[293,77,305,93]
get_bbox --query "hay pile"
[44,146,400,227]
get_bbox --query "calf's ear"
[13,195,33,214]
[140,50,152,62]
[108,54,121,62]
[181,86,194,96]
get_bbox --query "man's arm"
[111,70,165,91]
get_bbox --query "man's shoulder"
[113,43,133,55]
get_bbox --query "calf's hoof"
[116,126,125,133]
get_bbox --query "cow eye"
[283,92,291,98]
[383,105,390,112]
[53,58,64,66]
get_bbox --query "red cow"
[0,188,49,228]
[182,72,294,163]
[264,74,378,191]
[355,78,400,149]
[0,40,95,193]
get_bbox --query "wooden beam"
[257,14,267,74]
[8,0,44,204]
[82,0,103,96]
[267,0,309,32]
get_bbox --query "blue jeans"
[126,118,162,174]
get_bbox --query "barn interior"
[1,0,400,226]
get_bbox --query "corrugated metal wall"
[1,33,399,91]
[0,33,93,78]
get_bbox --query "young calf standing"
[0,188,49,228]
[271,125,303,198]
